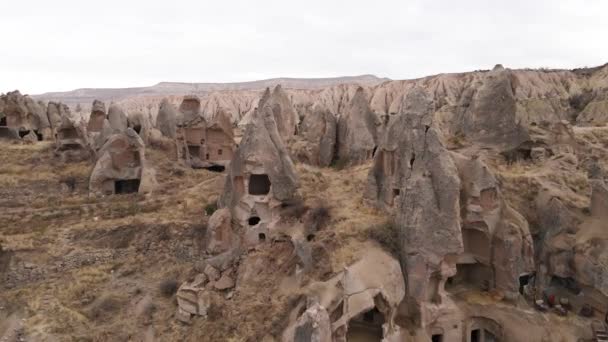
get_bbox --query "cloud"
[1,0,607,94]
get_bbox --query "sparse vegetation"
[367,220,400,258]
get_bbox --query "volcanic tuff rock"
[290,103,336,167]
[219,102,299,244]
[257,85,298,143]
[87,99,107,133]
[156,98,177,138]
[366,86,434,210]
[0,90,51,140]
[336,87,378,166]
[89,128,157,196]
[46,101,71,134]
[127,111,152,144]
[54,114,92,162]
[107,103,128,133]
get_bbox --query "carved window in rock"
[249,174,271,195]
[188,145,200,159]
[114,179,140,194]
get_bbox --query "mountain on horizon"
[34,75,390,105]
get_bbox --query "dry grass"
[296,162,386,270]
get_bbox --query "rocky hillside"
[2,63,608,341]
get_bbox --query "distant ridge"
[34,75,389,105]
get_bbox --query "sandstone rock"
[336,87,377,165]
[107,103,128,133]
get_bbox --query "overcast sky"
[1,0,606,94]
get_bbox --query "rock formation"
[284,248,405,341]
[87,100,107,133]
[336,87,377,166]
[107,103,128,133]
[54,115,91,162]
[178,95,202,123]
[156,98,177,138]
[127,111,152,144]
[291,103,336,167]
[46,101,71,137]
[89,128,157,196]
[257,85,298,143]
[175,97,235,169]
[219,103,299,245]
[0,91,50,141]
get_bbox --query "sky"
[1,0,607,94]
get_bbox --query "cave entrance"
[471,329,480,342]
[519,274,534,295]
[60,127,79,140]
[203,165,225,173]
[33,130,43,141]
[188,145,200,159]
[248,216,261,226]
[448,263,493,292]
[18,130,30,138]
[470,328,497,342]
[0,116,6,126]
[249,174,271,195]
[114,179,140,194]
[133,124,142,134]
[391,188,400,206]
[59,143,83,151]
[550,275,581,295]
[258,233,266,242]
[462,228,491,261]
[346,307,384,342]
[431,334,443,342]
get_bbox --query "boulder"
[282,303,331,342]
[204,208,236,255]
